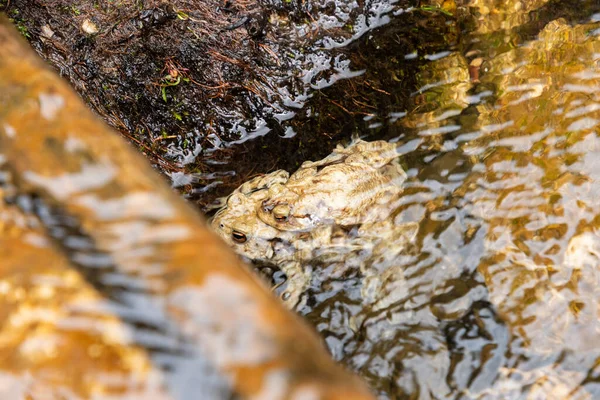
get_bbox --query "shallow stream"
[253,1,600,398]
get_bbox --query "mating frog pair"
[211,139,418,308]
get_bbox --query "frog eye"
[232,230,247,244]
[272,204,290,222]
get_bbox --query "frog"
[257,140,408,231]
[210,139,417,308]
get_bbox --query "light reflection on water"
[293,3,600,399]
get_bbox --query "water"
[288,2,600,398]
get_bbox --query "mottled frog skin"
[258,140,407,231]
[210,140,417,307]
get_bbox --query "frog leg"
[279,261,311,309]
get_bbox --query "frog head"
[211,170,293,262]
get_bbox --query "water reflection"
[295,3,600,399]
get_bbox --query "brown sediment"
[0,17,374,399]
[0,0,458,208]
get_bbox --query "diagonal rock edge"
[0,15,374,400]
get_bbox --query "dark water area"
[1,0,460,208]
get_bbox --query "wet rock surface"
[0,19,375,399]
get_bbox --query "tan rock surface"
[0,16,374,400]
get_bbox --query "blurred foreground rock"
[0,16,374,400]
